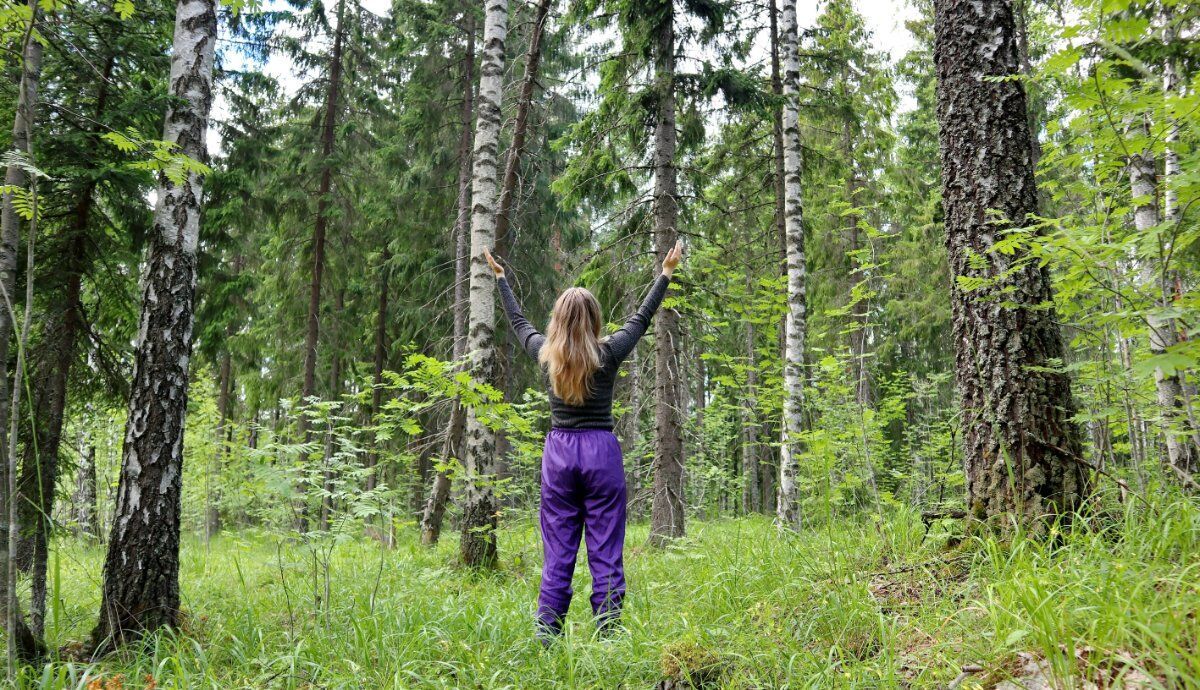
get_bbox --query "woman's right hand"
[483,247,505,278]
[662,240,684,277]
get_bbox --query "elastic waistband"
[549,426,615,434]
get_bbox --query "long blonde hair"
[539,287,602,406]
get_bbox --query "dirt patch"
[988,649,1158,689]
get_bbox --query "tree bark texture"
[933,0,1088,528]
[648,7,685,547]
[777,0,807,530]
[91,0,216,650]
[459,0,507,568]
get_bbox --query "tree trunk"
[319,289,344,532]
[490,0,550,501]
[493,0,550,250]
[90,0,216,651]
[367,246,389,492]
[0,2,46,667]
[1157,11,1199,481]
[1013,0,1042,169]
[207,347,232,540]
[777,0,807,530]
[320,351,341,532]
[298,0,346,533]
[459,0,507,568]
[847,186,871,407]
[618,295,644,512]
[15,41,115,580]
[648,7,685,547]
[1130,119,1198,480]
[933,0,1087,529]
[420,13,474,546]
[74,442,99,542]
[742,275,760,514]
[769,0,787,357]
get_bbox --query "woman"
[483,242,684,641]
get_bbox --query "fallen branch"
[866,553,972,579]
[1045,442,1154,511]
[947,664,984,690]
[921,509,967,523]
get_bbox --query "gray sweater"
[497,274,671,429]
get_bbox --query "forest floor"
[28,501,1200,689]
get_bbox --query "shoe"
[536,619,563,647]
[595,613,625,640]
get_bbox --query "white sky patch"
[846,0,920,62]
[211,0,921,152]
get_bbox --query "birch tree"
[777,0,807,530]
[933,0,1088,528]
[459,0,508,568]
[91,0,217,649]
[1130,115,1198,480]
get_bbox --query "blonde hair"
[539,287,602,406]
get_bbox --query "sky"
[260,0,920,86]
[215,0,921,152]
[808,0,919,61]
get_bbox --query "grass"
[18,499,1200,688]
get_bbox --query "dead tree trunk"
[420,13,474,546]
[933,0,1088,529]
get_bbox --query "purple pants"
[537,428,627,632]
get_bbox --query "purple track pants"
[536,428,627,633]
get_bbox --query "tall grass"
[20,497,1200,688]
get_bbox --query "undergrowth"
[16,498,1200,688]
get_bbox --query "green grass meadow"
[22,501,1200,688]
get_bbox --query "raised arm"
[485,248,545,359]
[606,241,685,364]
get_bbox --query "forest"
[0,0,1197,686]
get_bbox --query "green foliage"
[101,130,213,185]
[36,499,1200,687]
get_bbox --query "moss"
[660,639,728,688]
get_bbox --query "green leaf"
[1133,353,1197,378]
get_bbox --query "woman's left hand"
[483,247,505,278]
[662,240,684,277]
